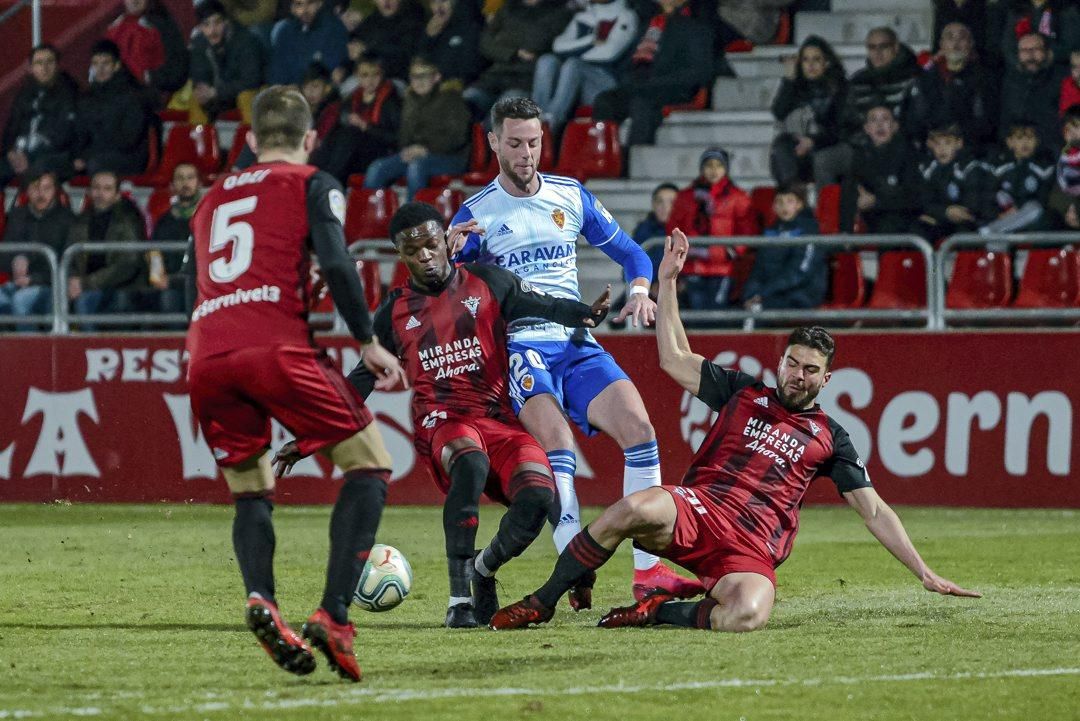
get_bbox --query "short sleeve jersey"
[684,360,872,565]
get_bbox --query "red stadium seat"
[539,121,557,172]
[390,261,410,289]
[946,250,1013,308]
[822,252,866,308]
[146,123,222,186]
[750,186,777,228]
[147,187,174,222]
[462,123,496,185]
[868,251,927,308]
[344,187,400,241]
[555,119,623,180]
[414,186,465,225]
[224,123,250,172]
[662,87,709,118]
[814,184,841,234]
[311,257,385,314]
[1013,248,1080,307]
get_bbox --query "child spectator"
[916,124,995,243]
[667,147,757,311]
[300,63,342,141]
[742,183,827,311]
[1059,50,1080,114]
[1047,104,1080,227]
[363,55,471,199]
[844,104,922,233]
[313,53,402,183]
[981,121,1055,234]
[632,181,678,288]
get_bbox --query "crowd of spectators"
[2,0,1079,328]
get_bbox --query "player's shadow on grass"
[0,622,239,632]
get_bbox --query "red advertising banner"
[0,332,1076,507]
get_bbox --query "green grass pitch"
[1,503,1078,720]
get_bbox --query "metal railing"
[937,233,1080,325]
[0,243,61,331]
[0,0,40,45]
[638,234,940,329]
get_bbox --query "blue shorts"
[506,332,629,436]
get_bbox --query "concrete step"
[656,110,775,146]
[712,77,782,112]
[630,143,770,181]
[831,0,927,11]
[795,10,934,47]
[728,45,868,79]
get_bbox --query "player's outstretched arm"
[843,487,982,598]
[656,229,706,395]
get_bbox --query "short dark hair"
[491,97,541,134]
[24,168,57,188]
[251,85,312,152]
[172,161,198,180]
[1063,104,1080,128]
[787,326,836,368]
[91,169,121,187]
[652,182,679,199]
[775,182,808,205]
[1006,120,1039,137]
[195,0,228,23]
[356,52,385,72]
[302,62,332,85]
[927,122,963,140]
[91,39,122,62]
[867,26,898,45]
[29,43,58,62]
[389,202,445,244]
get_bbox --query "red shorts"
[418,415,550,506]
[655,485,777,588]
[188,345,373,467]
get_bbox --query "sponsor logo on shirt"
[405,315,421,330]
[594,197,613,223]
[494,223,514,237]
[328,189,346,225]
[754,396,769,408]
[809,420,821,436]
[741,416,806,467]
[551,208,565,229]
[461,296,480,318]
[422,409,447,429]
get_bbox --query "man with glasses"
[845,27,920,134]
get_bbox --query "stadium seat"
[822,252,866,308]
[461,123,495,185]
[147,187,174,222]
[224,123,250,172]
[311,257,384,314]
[814,184,841,234]
[662,87,709,118]
[868,251,927,308]
[555,119,623,180]
[946,250,1014,308]
[344,187,399,241]
[149,123,222,185]
[1013,248,1080,307]
[390,261,410,289]
[414,186,465,225]
[750,186,777,228]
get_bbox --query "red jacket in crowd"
[106,13,165,83]
[667,177,758,276]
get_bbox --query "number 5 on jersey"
[209,197,258,282]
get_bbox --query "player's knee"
[720,599,770,633]
[611,490,665,534]
[510,478,556,532]
[614,416,656,449]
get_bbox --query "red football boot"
[632,561,705,601]
[245,596,316,675]
[568,570,596,612]
[301,608,362,682]
[597,590,676,628]
[488,595,555,630]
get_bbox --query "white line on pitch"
[1,666,1078,718]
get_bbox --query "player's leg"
[489,487,677,629]
[437,433,489,628]
[651,573,775,633]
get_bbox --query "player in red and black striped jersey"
[490,229,981,632]
[344,202,611,628]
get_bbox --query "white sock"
[624,440,662,571]
[547,450,581,553]
[448,596,472,608]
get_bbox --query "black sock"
[534,526,614,609]
[232,493,276,602]
[479,472,553,576]
[321,469,389,625]
[443,449,488,599]
[656,598,718,629]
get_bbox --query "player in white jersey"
[451,97,704,605]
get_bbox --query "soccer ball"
[354,544,413,612]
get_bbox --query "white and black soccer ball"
[354,544,413,612]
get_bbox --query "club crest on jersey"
[422,409,448,429]
[754,396,769,408]
[461,296,481,318]
[521,374,534,391]
[405,315,421,330]
[551,208,565,229]
[809,420,821,436]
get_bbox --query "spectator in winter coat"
[1046,104,1080,228]
[350,0,424,82]
[632,181,678,287]
[0,45,79,186]
[769,35,850,187]
[845,104,922,234]
[144,0,190,95]
[74,40,151,177]
[465,0,572,119]
[933,0,990,62]
[417,0,484,87]
[666,146,757,311]
[980,120,1055,234]
[592,0,714,148]
[909,22,998,153]
[147,163,201,315]
[267,0,348,85]
[844,27,921,135]
[300,63,342,141]
[916,124,996,243]
[531,0,639,134]
[1001,0,1080,70]
[190,0,264,121]
[1059,49,1080,114]
[105,0,165,86]
[742,183,827,310]
[0,171,75,326]
[312,53,402,183]
[364,56,472,199]
[999,31,1068,151]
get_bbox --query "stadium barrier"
[0,332,1075,508]
[0,242,61,331]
